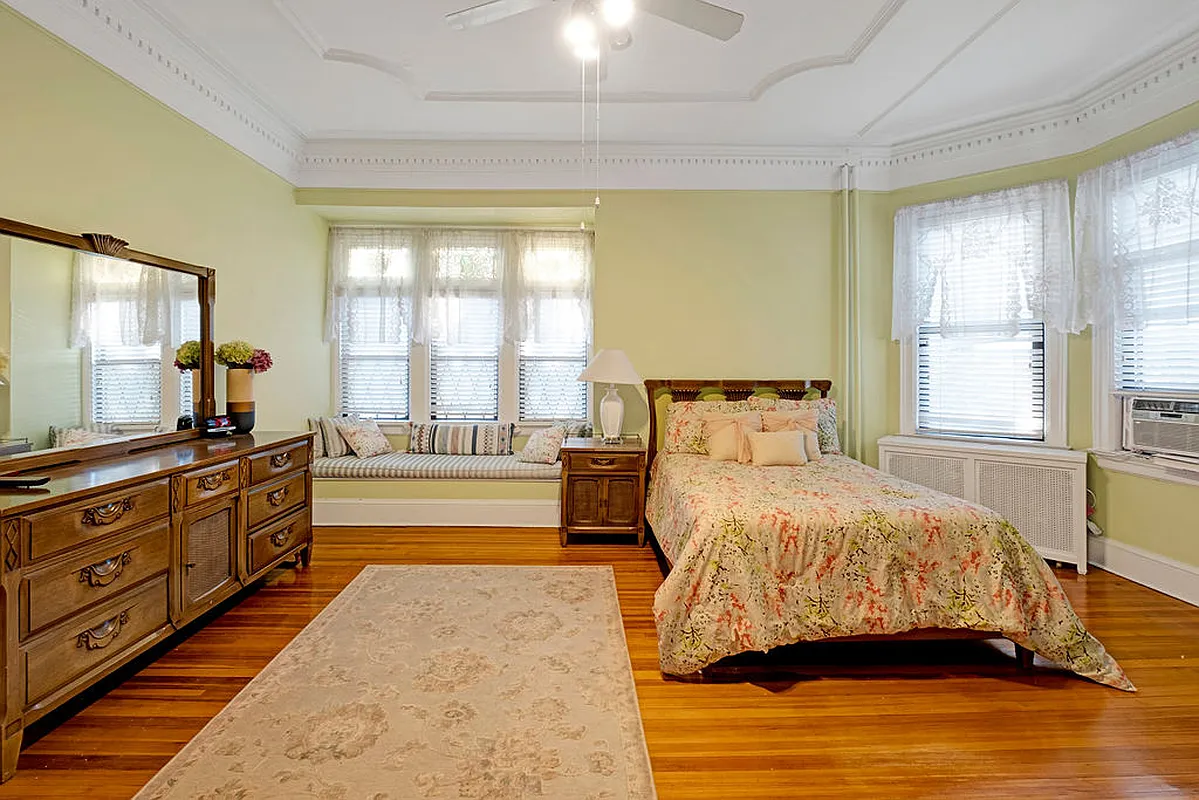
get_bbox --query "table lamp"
[578,349,641,443]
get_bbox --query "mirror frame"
[0,216,216,471]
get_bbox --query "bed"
[643,379,1133,691]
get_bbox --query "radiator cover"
[877,435,1088,573]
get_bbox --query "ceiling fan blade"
[639,0,744,40]
[446,0,556,30]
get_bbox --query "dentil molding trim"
[9,0,1199,191]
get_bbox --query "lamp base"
[598,384,624,443]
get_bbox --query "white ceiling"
[10,0,1199,189]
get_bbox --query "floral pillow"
[662,400,753,454]
[517,425,566,464]
[333,418,393,458]
[748,396,842,454]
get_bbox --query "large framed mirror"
[0,217,214,469]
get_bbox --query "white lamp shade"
[577,349,642,385]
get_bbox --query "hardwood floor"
[2,527,1198,799]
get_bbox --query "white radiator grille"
[884,453,967,498]
[877,436,1087,572]
[976,461,1075,557]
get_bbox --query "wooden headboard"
[644,379,833,475]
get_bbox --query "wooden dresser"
[0,431,313,781]
[559,437,647,547]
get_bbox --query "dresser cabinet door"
[178,496,239,619]
[567,478,603,527]
[602,477,640,527]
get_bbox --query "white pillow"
[748,430,809,467]
[518,425,566,464]
[334,418,393,458]
[703,411,762,463]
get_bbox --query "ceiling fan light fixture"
[600,0,635,28]
[564,9,598,48]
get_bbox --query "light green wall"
[0,7,328,432]
[860,101,1199,569]
[8,238,80,448]
[0,238,10,436]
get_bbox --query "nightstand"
[559,437,647,547]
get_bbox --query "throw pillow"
[662,400,754,454]
[334,418,393,458]
[518,425,567,464]
[409,423,516,455]
[748,396,842,454]
[761,409,822,461]
[307,416,326,459]
[318,415,355,458]
[703,411,763,463]
[747,430,809,467]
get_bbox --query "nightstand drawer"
[564,452,643,473]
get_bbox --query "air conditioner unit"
[1124,397,1199,459]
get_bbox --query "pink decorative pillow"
[747,430,809,466]
[662,400,753,454]
[334,418,393,458]
[518,425,566,464]
[703,411,762,463]
[748,396,841,454]
[762,409,821,461]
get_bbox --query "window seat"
[312,453,561,481]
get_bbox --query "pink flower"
[250,348,273,374]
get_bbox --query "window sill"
[1090,450,1199,488]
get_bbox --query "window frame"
[901,321,1068,449]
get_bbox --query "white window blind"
[338,296,411,420]
[429,241,501,421]
[92,346,162,425]
[918,322,1046,440]
[1112,163,1199,395]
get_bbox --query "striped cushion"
[307,417,326,459]
[408,423,515,455]
[312,453,560,480]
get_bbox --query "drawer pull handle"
[270,452,293,469]
[270,526,293,548]
[78,551,132,587]
[591,457,616,467]
[81,498,133,527]
[197,470,231,492]
[266,486,290,507]
[77,611,129,651]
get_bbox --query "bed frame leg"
[1014,643,1035,670]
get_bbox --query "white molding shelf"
[1088,537,1199,609]
[1091,450,1199,489]
[313,497,559,528]
[11,0,1199,190]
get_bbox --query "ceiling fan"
[446,0,745,58]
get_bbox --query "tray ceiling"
[8,0,1199,189]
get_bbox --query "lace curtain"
[1073,130,1199,331]
[325,226,594,346]
[70,252,189,348]
[891,180,1074,341]
[324,227,416,345]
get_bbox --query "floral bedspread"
[646,453,1133,691]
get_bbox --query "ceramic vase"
[226,367,255,434]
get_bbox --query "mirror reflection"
[0,235,200,454]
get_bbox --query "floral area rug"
[135,565,656,799]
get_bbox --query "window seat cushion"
[312,452,561,480]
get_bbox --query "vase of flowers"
[215,340,273,434]
[173,340,203,424]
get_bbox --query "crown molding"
[8,0,1199,191]
[4,0,303,182]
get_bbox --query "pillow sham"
[334,417,393,458]
[703,411,762,463]
[662,400,754,454]
[517,425,567,464]
[409,423,515,455]
[761,409,821,461]
[748,396,841,454]
[318,415,356,458]
[747,430,809,467]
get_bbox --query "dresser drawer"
[182,461,239,508]
[24,574,169,706]
[564,452,644,473]
[248,510,310,576]
[246,470,308,530]
[25,480,170,563]
[22,520,170,640]
[248,441,309,486]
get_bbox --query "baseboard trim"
[1088,537,1199,608]
[314,498,559,528]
